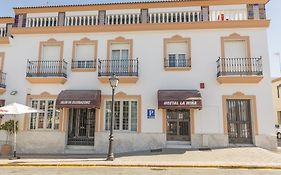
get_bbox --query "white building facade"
[0,0,277,154]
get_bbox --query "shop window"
[29,99,60,130]
[105,100,137,132]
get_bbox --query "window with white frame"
[105,100,137,132]
[74,44,95,68]
[29,99,60,130]
[167,42,189,67]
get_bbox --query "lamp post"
[106,74,119,161]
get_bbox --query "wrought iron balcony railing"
[26,60,67,78]
[0,71,6,88]
[216,57,263,77]
[98,59,138,77]
[164,58,191,68]
[71,60,96,69]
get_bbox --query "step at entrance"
[65,145,95,154]
[166,141,191,149]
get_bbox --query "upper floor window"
[277,85,281,98]
[164,35,191,70]
[278,111,281,125]
[29,99,60,130]
[221,33,250,59]
[72,38,97,70]
[39,39,63,61]
[105,100,137,132]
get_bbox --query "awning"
[56,90,101,109]
[158,90,202,109]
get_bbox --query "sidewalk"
[0,147,281,169]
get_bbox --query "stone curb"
[0,163,280,170]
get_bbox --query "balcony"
[26,60,67,84]
[216,57,263,84]
[164,58,191,71]
[98,59,139,83]
[0,72,6,94]
[10,3,269,35]
[71,60,96,72]
[26,16,58,27]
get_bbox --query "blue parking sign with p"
[147,109,155,119]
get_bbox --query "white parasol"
[0,103,43,159]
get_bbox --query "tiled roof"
[13,0,197,9]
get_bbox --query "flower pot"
[1,144,11,156]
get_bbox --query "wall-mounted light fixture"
[10,90,18,95]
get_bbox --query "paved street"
[0,167,281,175]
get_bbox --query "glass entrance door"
[68,108,95,145]
[166,109,191,141]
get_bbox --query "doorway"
[166,109,191,141]
[67,108,95,145]
[226,99,253,144]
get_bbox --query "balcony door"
[166,42,188,68]
[224,40,247,58]
[40,45,61,75]
[110,43,130,76]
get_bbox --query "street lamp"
[106,74,119,161]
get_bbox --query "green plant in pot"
[0,120,18,156]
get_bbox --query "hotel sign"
[159,100,202,109]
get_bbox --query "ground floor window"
[29,99,60,130]
[105,100,137,132]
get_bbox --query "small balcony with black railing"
[0,71,6,94]
[98,58,139,83]
[26,59,68,84]
[164,57,191,71]
[216,57,263,84]
[71,59,96,72]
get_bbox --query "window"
[167,42,189,67]
[224,40,247,58]
[29,99,60,130]
[111,43,130,74]
[74,44,95,68]
[105,100,137,132]
[277,85,281,98]
[42,45,61,61]
[278,111,281,125]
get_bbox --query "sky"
[0,0,280,77]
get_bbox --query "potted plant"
[0,120,18,156]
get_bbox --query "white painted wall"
[0,28,275,150]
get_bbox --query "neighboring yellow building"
[272,77,281,139]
